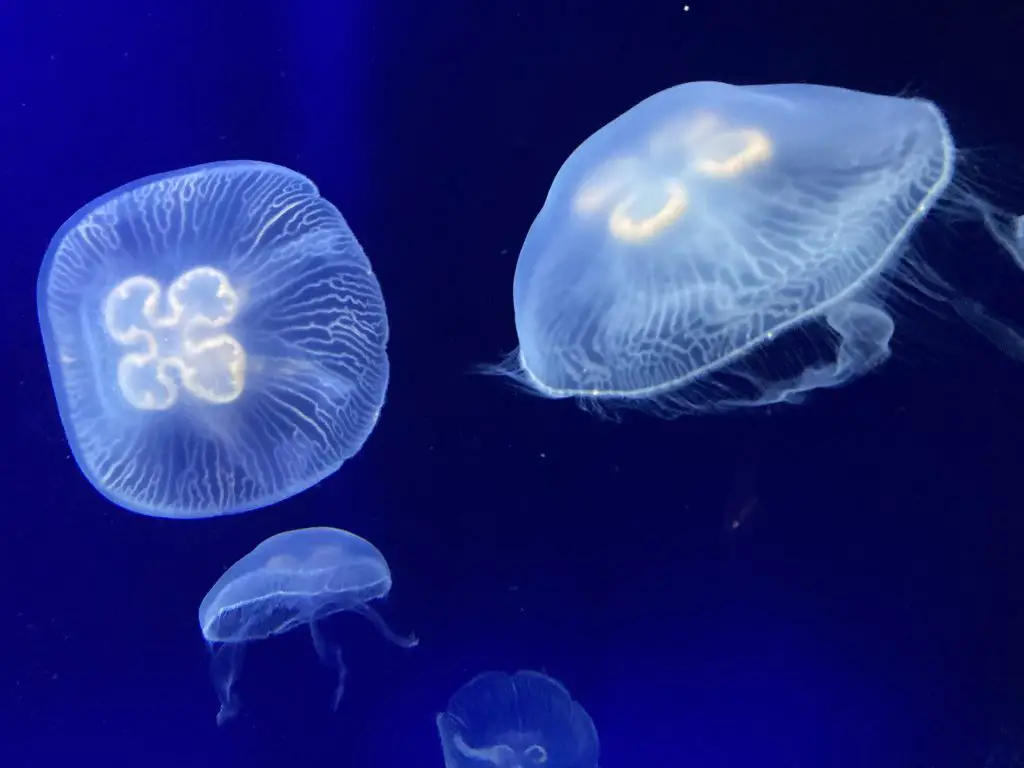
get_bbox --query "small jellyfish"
[492,81,1022,415]
[198,526,417,724]
[36,161,389,517]
[437,670,599,768]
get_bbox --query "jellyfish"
[36,160,389,518]
[198,526,417,724]
[436,670,599,768]
[492,81,1023,415]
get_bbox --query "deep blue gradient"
[2,2,1023,767]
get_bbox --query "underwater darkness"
[2,0,1024,766]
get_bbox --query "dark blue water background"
[2,2,1023,767]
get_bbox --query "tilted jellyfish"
[37,160,389,518]
[493,81,1022,415]
[437,669,599,768]
[198,526,417,724]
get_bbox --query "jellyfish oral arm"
[354,604,419,648]
[309,619,347,711]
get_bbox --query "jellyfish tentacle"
[354,604,419,648]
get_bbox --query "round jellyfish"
[494,81,1023,415]
[198,526,417,724]
[36,160,389,518]
[437,669,599,768]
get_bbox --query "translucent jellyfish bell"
[198,526,418,724]
[36,161,389,517]
[496,81,1023,414]
[437,670,599,768]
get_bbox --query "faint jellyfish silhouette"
[37,160,389,518]
[489,81,1022,415]
[198,526,417,724]
[437,670,599,768]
